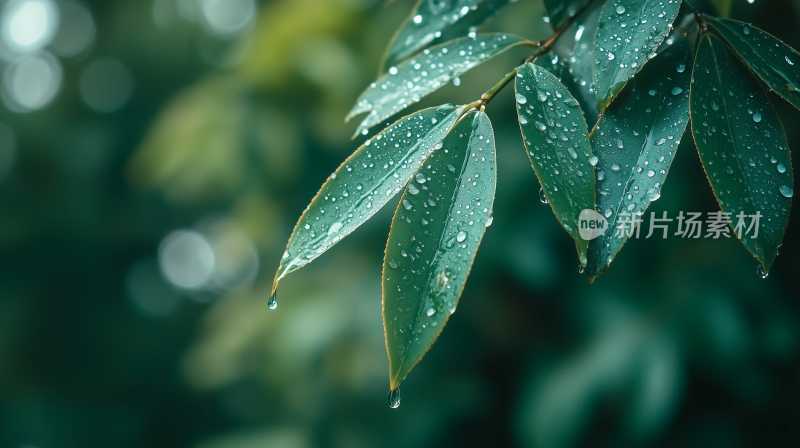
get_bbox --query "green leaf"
[709,0,732,18]
[273,104,462,294]
[707,17,800,113]
[383,110,496,390]
[690,35,793,273]
[592,0,681,112]
[515,62,596,265]
[585,37,692,282]
[381,0,512,73]
[543,0,586,30]
[536,50,600,127]
[348,34,531,137]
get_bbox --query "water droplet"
[647,170,655,178]
[415,172,427,184]
[515,93,528,104]
[676,63,686,73]
[743,26,751,35]
[588,154,598,166]
[615,4,626,14]
[413,14,423,24]
[725,166,734,174]
[452,76,461,86]
[577,265,585,274]
[389,66,398,75]
[426,307,436,316]
[757,265,768,279]
[779,184,793,197]
[539,188,549,204]
[534,121,547,131]
[537,91,547,102]
[447,164,457,173]
[656,138,667,146]
[519,115,528,124]
[402,199,413,210]
[611,163,621,171]
[268,292,278,310]
[388,259,399,269]
[671,87,683,95]
[777,163,787,173]
[607,52,615,61]
[456,231,467,242]
[753,112,762,122]
[786,56,794,66]
[408,184,420,195]
[616,139,624,149]
[388,388,401,408]
[485,216,494,227]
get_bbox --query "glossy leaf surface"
[708,17,800,112]
[348,34,530,137]
[586,37,692,282]
[383,111,496,390]
[274,105,462,293]
[516,62,596,265]
[690,35,793,273]
[381,0,511,73]
[593,0,681,112]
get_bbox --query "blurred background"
[0,0,799,447]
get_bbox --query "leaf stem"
[466,0,597,114]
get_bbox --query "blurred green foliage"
[1,0,800,447]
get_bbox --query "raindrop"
[777,163,786,173]
[268,292,278,310]
[456,231,467,243]
[537,91,547,102]
[515,93,528,104]
[671,87,683,95]
[452,76,461,86]
[413,14,422,24]
[757,265,768,279]
[534,121,547,131]
[588,154,598,166]
[577,265,585,274]
[753,112,762,122]
[408,184,420,195]
[779,184,793,198]
[615,4,626,14]
[786,56,795,66]
[647,169,655,178]
[519,115,529,124]
[388,259,399,269]
[676,63,686,73]
[539,188,549,204]
[388,388,401,408]
[607,52,615,61]
[611,163,621,171]
[725,166,734,174]
[656,138,667,146]
[402,199,413,210]
[426,307,436,316]
[415,172,427,183]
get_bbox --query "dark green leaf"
[381,0,512,73]
[536,49,600,126]
[273,104,462,294]
[586,37,692,282]
[690,35,793,273]
[348,34,530,137]
[383,110,496,390]
[708,17,800,112]
[544,0,586,30]
[515,62,596,265]
[593,0,681,112]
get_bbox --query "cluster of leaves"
[271,0,796,399]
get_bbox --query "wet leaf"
[585,36,692,282]
[708,17,800,113]
[383,111,496,390]
[593,0,681,112]
[690,35,792,273]
[536,49,600,127]
[381,0,512,73]
[348,33,531,137]
[515,62,596,265]
[544,0,587,30]
[273,104,462,294]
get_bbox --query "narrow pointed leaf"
[348,34,530,137]
[708,17,800,112]
[273,105,462,293]
[381,0,511,73]
[555,0,607,126]
[593,0,681,112]
[586,37,692,281]
[544,0,587,30]
[383,111,496,390]
[515,62,596,265]
[690,35,793,273]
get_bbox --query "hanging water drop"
[268,292,278,310]
[539,188,549,204]
[757,265,768,279]
[577,265,585,274]
[388,388,401,408]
